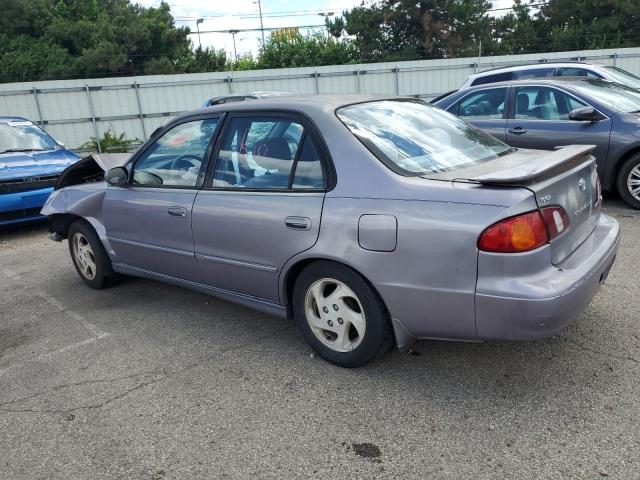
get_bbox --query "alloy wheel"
[627,164,640,201]
[72,232,97,280]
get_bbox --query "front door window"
[132,118,219,187]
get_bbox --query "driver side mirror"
[105,166,129,185]
[569,106,605,122]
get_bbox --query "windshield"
[570,80,640,113]
[0,121,59,154]
[336,100,512,175]
[602,66,640,90]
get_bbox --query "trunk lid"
[436,145,600,265]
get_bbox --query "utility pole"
[229,30,239,61]
[255,0,265,46]
[196,18,203,49]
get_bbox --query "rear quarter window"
[471,71,516,86]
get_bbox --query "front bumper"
[475,213,620,340]
[0,186,53,226]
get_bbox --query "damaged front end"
[42,153,131,241]
[54,153,131,190]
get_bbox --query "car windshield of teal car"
[0,120,59,154]
[337,99,513,175]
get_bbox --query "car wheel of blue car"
[68,220,118,289]
[293,261,393,368]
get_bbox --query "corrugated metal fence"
[1,46,640,150]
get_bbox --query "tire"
[68,220,118,289]
[292,261,393,368]
[616,153,640,209]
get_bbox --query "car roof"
[183,94,401,120]
[470,61,607,77]
[0,116,29,123]
[460,77,606,90]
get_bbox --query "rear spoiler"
[468,145,596,185]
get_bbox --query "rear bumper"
[0,187,53,226]
[475,213,620,340]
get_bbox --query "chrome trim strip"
[195,252,279,272]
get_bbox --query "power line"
[172,2,550,21]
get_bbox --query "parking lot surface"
[1,198,638,479]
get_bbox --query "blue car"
[0,117,80,226]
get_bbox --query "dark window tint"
[514,86,586,120]
[133,118,218,187]
[518,67,555,79]
[293,136,324,189]
[212,117,300,189]
[557,67,601,78]
[453,87,507,119]
[471,71,515,86]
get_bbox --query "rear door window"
[211,116,324,190]
[518,67,556,79]
[451,87,507,119]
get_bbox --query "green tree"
[326,0,497,61]
[257,32,359,69]
[0,0,228,82]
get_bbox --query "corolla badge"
[578,178,586,191]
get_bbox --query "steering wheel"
[169,154,201,172]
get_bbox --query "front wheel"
[616,153,640,209]
[68,220,118,289]
[293,262,393,367]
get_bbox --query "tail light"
[594,173,602,207]
[478,207,570,253]
[478,211,548,253]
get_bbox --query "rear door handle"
[285,216,311,231]
[508,126,527,135]
[168,206,187,217]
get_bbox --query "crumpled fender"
[55,153,131,190]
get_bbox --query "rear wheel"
[293,262,392,367]
[616,153,640,209]
[68,220,118,289]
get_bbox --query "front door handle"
[508,126,527,135]
[285,216,311,231]
[168,206,187,217]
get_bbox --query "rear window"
[471,71,515,86]
[336,100,512,176]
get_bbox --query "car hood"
[0,149,80,181]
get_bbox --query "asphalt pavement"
[0,196,638,479]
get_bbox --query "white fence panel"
[1,46,640,149]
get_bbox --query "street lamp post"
[196,18,203,49]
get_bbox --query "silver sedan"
[43,95,620,367]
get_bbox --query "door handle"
[168,206,187,217]
[508,126,527,135]
[285,216,311,231]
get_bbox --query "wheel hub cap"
[304,278,366,352]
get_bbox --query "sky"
[137,0,516,60]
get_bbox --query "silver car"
[459,62,640,90]
[43,95,620,367]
